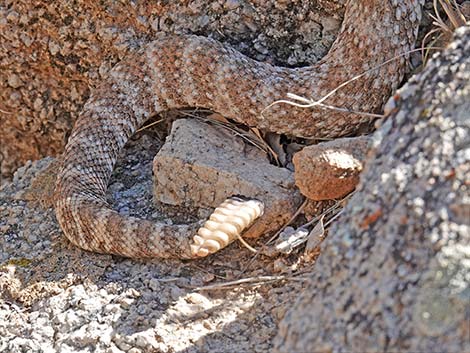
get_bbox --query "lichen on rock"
[274,26,470,353]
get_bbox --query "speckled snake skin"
[55,0,424,259]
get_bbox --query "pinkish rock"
[293,136,370,200]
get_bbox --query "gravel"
[0,128,308,353]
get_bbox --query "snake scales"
[54,0,424,258]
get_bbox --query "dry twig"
[262,47,442,120]
[422,0,468,62]
[193,274,309,291]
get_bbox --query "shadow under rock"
[0,125,308,353]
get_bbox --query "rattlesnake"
[54,0,423,259]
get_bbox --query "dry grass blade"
[262,47,442,123]
[240,198,308,274]
[193,274,309,291]
[421,28,444,62]
[303,192,353,228]
[438,0,467,29]
[265,198,309,246]
[206,112,230,124]
[305,215,325,253]
[276,205,345,255]
[268,94,383,119]
[136,118,166,132]
[177,109,277,162]
[250,127,281,166]
[423,0,468,61]
[241,191,354,273]
[432,0,452,32]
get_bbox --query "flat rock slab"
[0,143,306,353]
[153,119,302,238]
[293,136,370,200]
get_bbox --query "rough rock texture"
[274,27,470,352]
[0,0,346,177]
[0,129,308,353]
[54,0,426,259]
[154,119,303,238]
[293,136,370,200]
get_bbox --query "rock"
[293,136,370,200]
[153,119,302,238]
[0,129,306,353]
[0,0,344,178]
[274,27,470,353]
[7,73,22,88]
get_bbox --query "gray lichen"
[275,26,470,353]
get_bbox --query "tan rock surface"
[293,136,370,200]
[153,119,303,238]
[0,0,344,177]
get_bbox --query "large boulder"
[0,0,344,177]
[275,27,470,352]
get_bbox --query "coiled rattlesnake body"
[55,0,424,258]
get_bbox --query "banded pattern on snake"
[54,0,424,258]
